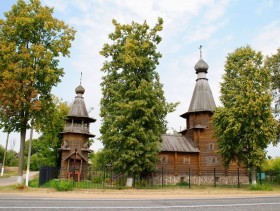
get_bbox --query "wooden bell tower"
[59,84,96,181]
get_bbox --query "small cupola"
[194,59,209,73]
[194,45,209,76]
[75,84,85,95]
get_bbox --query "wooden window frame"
[205,156,218,164]
[189,116,193,128]
[203,116,208,127]
[209,143,214,151]
[183,157,190,165]
[160,155,168,164]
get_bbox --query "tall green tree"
[39,97,70,157]
[24,138,53,170]
[22,96,69,171]
[0,145,18,167]
[89,150,107,171]
[265,48,280,142]
[265,48,280,118]
[261,157,280,183]
[0,0,75,184]
[0,145,4,162]
[100,18,177,181]
[212,46,278,184]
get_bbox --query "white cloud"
[161,51,201,133]
[164,44,182,54]
[203,0,229,22]
[73,0,91,13]
[185,20,227,43]
[154,0,211,14]
[180,0,230,44]
[255,0,274,15]
[41,0,67,12]
[253,21,280,55]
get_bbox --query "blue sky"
[0,0,280,157]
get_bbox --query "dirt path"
[0,171,38,187]
[1,188,280,199]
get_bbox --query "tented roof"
[67,85,96,122]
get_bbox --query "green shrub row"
[50,179,73,191]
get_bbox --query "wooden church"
[57,50,248,185]
[157,51,248,185]
[59,84,96,181]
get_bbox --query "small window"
[160,156,168,164]
[183,157,190,165]
[206,156,218,164]
[203,116,208,127]
[209,143,214,151]
[189,116,193,128]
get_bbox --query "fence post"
[139,174,141,188]
[188,168,191,189]
[214,168,216,188]
[237,168,240,188]
[259,171,262,185]
[102,167,105,188]
[133,174,136,188]
[162,166,164,189]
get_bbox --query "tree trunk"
[251,165,256,185]
[25,125,33,186]
[17,128,26,185]
[126,175,133,187]
[1,133,9,177]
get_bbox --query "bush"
[115,177,126,189]
[275,174,280,183]
[92,177,103,184]
[105,178,111,184]
[28,178,39,188]
[177,181,189,186]
[134,178,148,188]
[249,183,272,191]
[50,179,73,191]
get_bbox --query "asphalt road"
[0,196,279,210]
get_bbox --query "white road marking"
[0,202,280,209]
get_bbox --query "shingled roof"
[187,57,216,114]
[68,85,95,122]
[187,77,216,113]
[160,134,199,152]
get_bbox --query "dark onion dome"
[194,59,209,73]
[75,85,85,94]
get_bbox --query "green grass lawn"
[26,176,280,192]
[2,166,280,192]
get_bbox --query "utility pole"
[25,124,33,186]
[1,133,9,177]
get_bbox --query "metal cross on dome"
[199,45,202,59]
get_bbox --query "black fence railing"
[38,166,59,186]
[38,166,253,189]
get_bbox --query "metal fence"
[38,166,252,189]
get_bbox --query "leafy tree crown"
[99,18,178,175]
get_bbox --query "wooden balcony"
[63,124,90,133]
